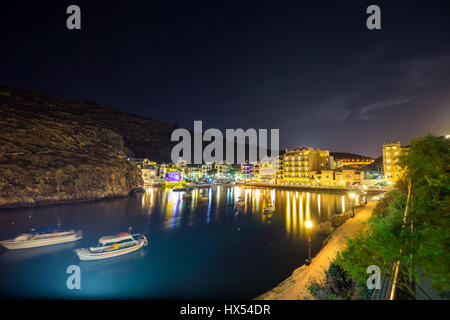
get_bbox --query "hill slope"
[0,86,176,208]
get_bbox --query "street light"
[349,192,356,217]
[305,220,313,265]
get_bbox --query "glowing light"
[306,192,310,220]
[349,192,356,199]
[318,194,321,216]
[305,220,313,229]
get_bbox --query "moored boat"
[75,232,148,261]
[0,227,83,250]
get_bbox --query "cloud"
[357,97,409,120]
[287,93,356,126]
[400,55,450,90]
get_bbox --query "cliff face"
[0,86,176,208]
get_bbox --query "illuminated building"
[215,161,232,178]
[241,162,254,180]
[201,162,214,176]
[383,141,405,184]
[317,169,335,186]
[142,167,158,185]
[252,162,260,180]
[165,170,181,182]
[331,152,375,169]
[281,147,334,185]
[335,169,364,187]
[275,155,284,184]
[185,165,202,181]
[259,156,278,183]
[282,147,315,185]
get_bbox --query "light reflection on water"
[0,186,355,299]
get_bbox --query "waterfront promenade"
[256,203,375,300]
[239,183,386,195]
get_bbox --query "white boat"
[0,227,83,250]
[75,232,148,261]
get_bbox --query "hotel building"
[383,141,404,184]
[281,147,334,185]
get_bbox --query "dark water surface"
[0,186,357,299]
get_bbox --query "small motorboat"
[0,227,83,250]
[75,232,148,261]
[131,187,146,193]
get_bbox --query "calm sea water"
[0,186,357,299]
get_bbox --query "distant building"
[382,141,405,184]
[215,161,232,178]
[252,162,260,180]
[335,169,364,187]
[201,162,214,176]
[186,165,202,181]
[331,152,375,169]
[259,156,278,184]
[319,169,335,186]
[275,155,284,184]
[241,162,254,180]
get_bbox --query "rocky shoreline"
[0,87,145,209]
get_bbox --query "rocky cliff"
[0,86,175,208]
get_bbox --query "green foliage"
[307,262,361,300]
[373,193,393,217]
[401,135,450,294]
[339,134,450,298]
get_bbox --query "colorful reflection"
[139,186,354,236]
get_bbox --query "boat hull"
[75,237,148,261]
[0,233,83,250]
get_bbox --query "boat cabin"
[97,233,136,247]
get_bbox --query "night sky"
[1,0,449,157]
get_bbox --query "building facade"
[259,156,279,183]
[241,162,255,180]
[282,147,317,185]
[383,141,403,184]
